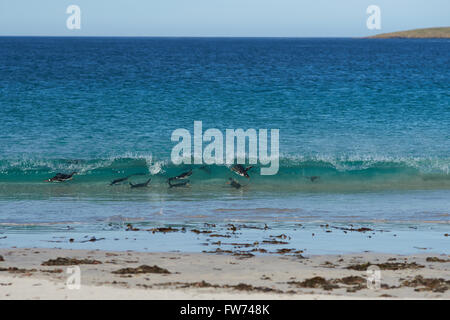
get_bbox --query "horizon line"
[0,35,370,39]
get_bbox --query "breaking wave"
[0,154,449,192]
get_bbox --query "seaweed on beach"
[203,248,234,254]
[203,247,255,258]
[321,261,337,268]
[276,248,304,255]
[262,240,289,245]
[230,243,256,248]
[0,282,12,286]
[180,280,219,288]
[288,277,339,291]
[335,276,366,285]
[0,267,37,273]
[233,252,254,258]
[41,257,102,266]
[402,275,450,293]
[334,275,367,292]
[239,224,270,230]
[78,237,105,243]
[112,264,171,275]
[126,224,139,231]
[288,275,369,292]
[223,283,282,293]
[270,234,289,240]
[204,223,216,228]
[332,226,374,233]
[426,257,450,263]
[191,229,212,234]
[157,281,283,293]
[346,262,372,271]
[209,234,232,238]
[250,248,268,253]
[148,227,179,233]
[40,268,64,273]
[346,262,424,271]
[217,242,258,248]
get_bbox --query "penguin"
[231,164,253,178]
[129,178,152,188]
[47,172,77,182]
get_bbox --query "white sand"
[0,248,449,300]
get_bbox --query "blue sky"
[0,0,448,37]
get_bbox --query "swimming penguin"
[47,172,77,182]
[110,176,131,186]
[168,179,190,188]
[110,173,146,186]
[227,178,242,189]
[231,165,253,178]
[129,178,151,188]
[168,169,193,182]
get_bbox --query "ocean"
[0,37,448,254]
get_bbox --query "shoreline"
[1,220,448,256]
[0,248,448,299]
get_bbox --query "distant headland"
[367,27,450,39]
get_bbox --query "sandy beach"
[0,248,448,300]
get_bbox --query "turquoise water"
[0,37,448,252]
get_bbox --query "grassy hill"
[368,27,450,39]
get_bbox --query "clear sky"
[0,0,448,37]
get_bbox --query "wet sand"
[0,248,449,299]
